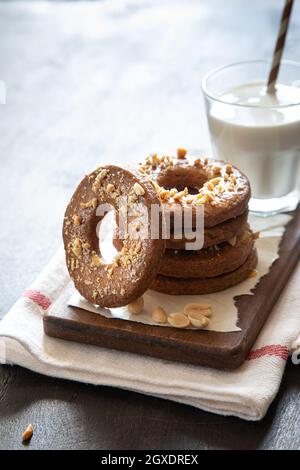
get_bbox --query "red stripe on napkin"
[23,290,51,310]
[247,344,289,361]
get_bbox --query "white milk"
[207,81,300,199]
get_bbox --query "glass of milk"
[202,60,300,215]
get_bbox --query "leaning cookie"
[158,227,254,279]
[63,165,165,308]
[151,249,258,295]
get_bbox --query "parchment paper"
[69,213,291,332]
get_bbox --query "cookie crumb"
[248,269,258,278]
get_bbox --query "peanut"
[210,177,221,186]
[177,148,187,159]
[80,198,98,209]
[106,183,115,193]
[168,312,190,328]
[188,312,210,328]
[248,269,258,278]
[205,182,214,191]
[173,190,186,201]
[92,169,108,191]
[71,238,82,258]
[228,236,237,246]
[91,253,101,267]
[128,296,144,315]
[225,164,233,174]
[72,214,82,226]
[22,424,33,442]
[133,182,145,196]
[169,188,178,197]
[152,306,167,323]
[183,303,212,317]
[212,165,221,175]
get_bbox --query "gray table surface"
[0,0,300,450]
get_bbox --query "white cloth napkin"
[0,246,299,421]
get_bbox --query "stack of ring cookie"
[136,149,258,295]
[63,152,258,308]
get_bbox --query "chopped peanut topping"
[177,148,187,159]
[133,182,145,196]
[205,182,214,191]
[159,189,170,201]
[169,188,178,197]
[72,238,82,258]
[225,164,233,174]
[210,177,221,186]
[72,214,82,226]
[173,189,188,201]
[215,184,224,193]
[248,270,258,278]
[202,191,215,202]
[228,236,237,246]
[82,242,90,254]
[106,183,115,193]
[92,169,108,192]
[212,165,222,175]
[135,240,142,253]
[80,198,98,209]
[193,198,205,205]
[91,254,101,267]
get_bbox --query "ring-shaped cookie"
[158,227,254,278]
[113,210,248,253]
[166,210,248,250]
[151,249,258,295]
[63,165,165,308]
[138,153,251,228]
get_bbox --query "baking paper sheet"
[68,213,291,332]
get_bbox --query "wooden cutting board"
[44,206,300,369]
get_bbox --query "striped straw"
[267,0,294,94]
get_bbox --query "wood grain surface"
[1,0,300,449]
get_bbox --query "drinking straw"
[267,0,294,93]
